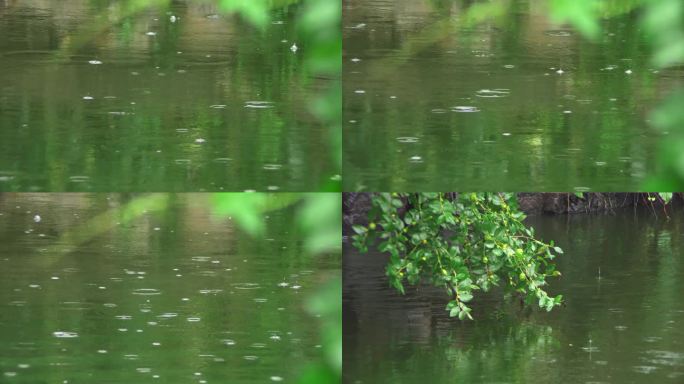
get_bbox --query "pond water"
[343,0,682,191]
[343,205,684,383]
[0,194,339,383]
[0,1,336,191]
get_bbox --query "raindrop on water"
[53,331,78,338]
[452,106,480,113]
[132,288,161,296]
[245,101,274,109]
[475,89,510,98]
[396,137,419,144]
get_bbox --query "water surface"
[0,1,336,191]
[0,194,338,383]
[343,0,682,191]
[344,206,684,383]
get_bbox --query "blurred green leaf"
[651,90,684,131]
[659,192,674,203]
[463,0,509,25]
[643,0,684,68]
[298,194,342,254]
[217,0,271,29]
[549,0,601,39]
[212,193,300,236]
[299,276,341,383]
[297,365,339,384]
[211,191,341,384]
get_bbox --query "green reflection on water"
[0,0,340,191]
[0,193,340,383]
[343,0,676,191]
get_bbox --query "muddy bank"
[516,193,681,215]
[343,193,682,226]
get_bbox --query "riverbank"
[343,193,683,226]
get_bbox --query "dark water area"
[0,1,336,192]
[343,206,684,383]
[343,0,683,191]
[0,194,339,383]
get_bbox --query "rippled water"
[344,206,684,383]
[342,0,680,190]
[0,1,336,191]
[0,194,338,383]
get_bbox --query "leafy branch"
[352,193,563,320]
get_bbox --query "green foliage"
[352,193,563,320]
[299,276,342,384]
[646,192,674,204]
[299,0,342,184]
[217,0,271,29]
[646,90,684,190]
[297,193,342,254]
[545,0,684,189]
[212,193,341,254]
[658,192,673,204]
[460,0,508,26]
[211,192,341,383]
[221,0,342,189]
[212,193,300,236]
[549,0,601,39]
[643,0,684,68]
[642,0,684,189]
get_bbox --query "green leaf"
[449,307,460,318]
[352,225,367,235]
[218,0,270,29]
[549,0,601,40]
[659,192,674,204]
[553,247,564,254]
[459,292,473,303]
